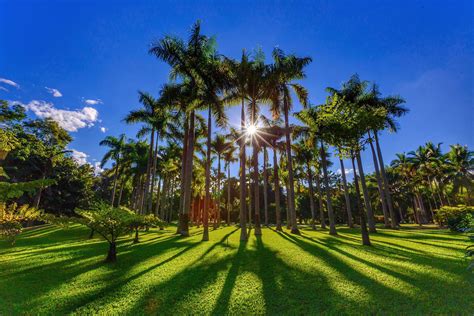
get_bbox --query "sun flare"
[246,124,258,136]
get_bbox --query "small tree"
[76,206,136,262]
[0,202,41,245]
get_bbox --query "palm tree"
[270,47,312,235]
[293,140,318,229]
[223,144,237,225]
[149,21,225,237]
[446,144,473,203]
[211,134,232,228]
[337,149,354,227]
[99,134,127,207]
[222,52,254,241]
[363,83,408,227]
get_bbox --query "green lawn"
[0,224,472,315]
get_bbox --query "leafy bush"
[0,202,41,245]
[42,213,74,229]
[435,205,474,232]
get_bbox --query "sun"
[246,124,258,136]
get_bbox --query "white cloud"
[100,127,107,133]
[0,86,7,92]
[0,78,20,88]
[336,168,353,175]
[45,87,63,97]
[16,100,99,132]
[84,99,102,105]
[93,162,104,174]
[71,149,88,165]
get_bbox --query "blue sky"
[1,0,472,175]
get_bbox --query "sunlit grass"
[0,224,472,314]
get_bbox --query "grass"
[0,224,473,315]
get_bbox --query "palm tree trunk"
[373,130,397,227]
[351,154,371,245]
[111,162,120,207]
[227,164,231,225]
[178,115,189,226]
[148,131,159,213]
[143,128,155,213]
[215,154,222,229]
[307,163,317,230]
[154,176,162,217]
[315,173,326,229]
[117,179,124,207]
[339,157,353,228]
[368,132,391,228]
[263,147,269,226]
[181,110,195,237]
[159,176,168,220]
[253,145,262,235]
[320,141,337,235]
[274,147,282,231]
[239,98,248,241]
[284,108,299,234]
[356,151,377,233]
[203,106,212,241]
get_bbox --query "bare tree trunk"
[320,141,337,235]
[159,176,168,220]
[339,157,353,228]
[274,147,282,231]
[368,132,391,228]
[356,151,377,233]
[307,163,317,230]
[239,98,248,241]
[203,106,212,241]
[181,111,195,237]
[351,154,371,245]
[373,131,397,227]
[263,147,269,226]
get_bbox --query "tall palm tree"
[363,83,408,227]
[270,47,312,235]
[99,134,127,207]
[211,134,232,228]
[223,144,237,225]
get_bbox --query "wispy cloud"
[71,149,88,165]
[0,86,8,92]
[84,99,102,105]
[45,87,63,97]
[100,127,107,133]
[16,100,99,132]
[336,168,353,175]
[0,78,20,88]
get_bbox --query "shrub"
[0,203,41,245]
[435,205,474,232]
[42,213,74,229]
[75,205,137,262]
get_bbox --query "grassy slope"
[0,224,472,315]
